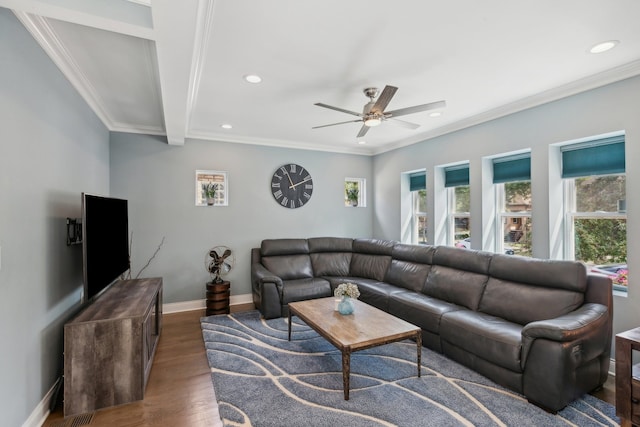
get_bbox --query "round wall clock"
[270,163,313,209]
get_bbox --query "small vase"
[338,296,354,315]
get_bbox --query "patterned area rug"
[201,310,619,427]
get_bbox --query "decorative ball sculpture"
[205,246,235,283]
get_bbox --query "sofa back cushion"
[384,244,434,292]
[350,239,394,281]
[308,237,353,276]
[479,254,586,325]
[422,246,491,310]
[260,239,313,280]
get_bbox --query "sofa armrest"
[521,303,609,367]
[252,263,283,287]
[520,303,611,411]
[251,263,284,319]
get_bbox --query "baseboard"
[23,378,59,427]
[163,293,254,314]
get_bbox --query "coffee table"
[288,297,421,400]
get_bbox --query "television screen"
[82,193,130,302]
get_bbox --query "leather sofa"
[250,237,613,412]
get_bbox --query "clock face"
[271,163,313,209]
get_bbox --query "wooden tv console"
[63,277,163,417]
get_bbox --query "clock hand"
[284,171,295,188]
[290,177,312,189]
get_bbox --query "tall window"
[444,164,470,247]
[410,171,427,244]
[562,135,626,291]
[493,153,531,256]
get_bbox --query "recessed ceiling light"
[221,124,232,129]
[429,112,442,118]
[358,140,367,145]
[243,74,262,83]
[589,40,619,54]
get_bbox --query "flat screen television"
[81,193,130,302]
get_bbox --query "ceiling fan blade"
[314,103,363,117]
[312,119,362,129]
[371,85,398,114]
[356,124,370,138]
[386,118,420,130]
[385,100,446,118]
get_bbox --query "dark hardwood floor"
[44,309,224,427]
[44,306,616,426]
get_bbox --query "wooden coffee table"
[288,297,421,400]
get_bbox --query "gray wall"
[372,75,640,338]
[109,134,373,302]
[0,8,110,426]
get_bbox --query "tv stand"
[63,277,163,417]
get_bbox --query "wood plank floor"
[44,307,616,426]
[44,309,224,427]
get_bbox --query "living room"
[1,1,640,426]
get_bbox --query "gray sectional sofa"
[250,237,613,412]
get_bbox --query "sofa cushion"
[309,237,353,276]
[326,277,397,312]
[308,237,353,253]
[281,278,331,304]
[261,238,309,256]
[350,254,392,281]
[489,253,587,292]
[421,246,491,310]
[383,244,434,292]
[479,278,585,325]
[311,253,352,276]
[423,265,488,311]
[440,310,523,373]
[262,254,313,280]
[388,290,463,334]
[385,260,431,292]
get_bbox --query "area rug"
[201,311,619,427]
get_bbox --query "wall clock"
[271,163,313,209]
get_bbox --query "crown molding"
[14,11,117,129]
[372,60,640,156]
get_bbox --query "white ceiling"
[3,0,640,155]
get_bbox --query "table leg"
[288,310,292,341]
[416,330,422,378]
[342,348,351,400]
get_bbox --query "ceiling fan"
[313,85,446,138]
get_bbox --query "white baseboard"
[24,378,59,427]
[162,293,254,314]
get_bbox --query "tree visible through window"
[568,175,627,289]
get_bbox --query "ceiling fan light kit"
[313,85,446,138]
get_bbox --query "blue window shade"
[444,165,469,187]
[561,136,625,178]
[493,153,531,184]
[409,172,426,191]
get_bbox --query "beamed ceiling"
[3,0,640,155]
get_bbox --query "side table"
[615,327,640,427]
[206,280,230,316]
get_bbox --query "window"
[344,178,366,207]
[493,153,531,256]
[410,171,427,244]
[562,135,626,291]
[444,164,470,247]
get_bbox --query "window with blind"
[493,153,532,256]
[562,135,627,292]
[409,171,427,244]
[444,164,470,248]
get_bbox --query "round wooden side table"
[206,280,230,315]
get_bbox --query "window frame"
[495,181,532,256]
